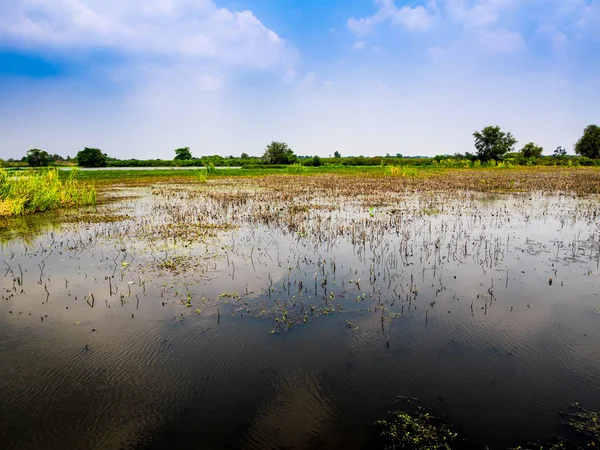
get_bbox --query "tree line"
[3,124,599,168]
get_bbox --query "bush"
[26,149,51,167]
[77,148,107,167]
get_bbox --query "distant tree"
[575,125,600,159]
[77,147,107,167]
[174,147,192,160]
[520,142,543,158]
[473,126,517,161]
[553,146,567,157]
[334,151,341,158]
[312,155,322,167]
[395,153,403,158]
[262,141,297,164]
[240,152,249,159]
[26,149,51,167]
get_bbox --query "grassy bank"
[0,168,96,216]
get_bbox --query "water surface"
[1,183,600,449]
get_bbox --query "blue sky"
[0,0,599,159]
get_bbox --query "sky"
[0,0,599,159]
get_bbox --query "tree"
[26,149,51,167]
[262,141,297,164]
[473,126,517,161]
[575,125,600,159]
[77,147,107,167]
[174,147,192,160]
[520,142,543,158]
[334,151,341,158]
[240,152,249,159]
[312,155,322,167]
[553,146,567,157]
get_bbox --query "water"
[1,181,600,449]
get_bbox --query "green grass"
[55,164,600,188]
[0,168,96,216]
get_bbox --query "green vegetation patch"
[0,168,96,216]
[375,397,458,450]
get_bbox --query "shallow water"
[1,183,600,449]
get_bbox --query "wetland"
[2,167,600,449]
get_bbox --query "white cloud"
[0,0,298,70]
[537,25,569,51]
[575,1,600,39]
[348,0,532,55]
[392,5,435,30]
[197,74,224,91]
[352,40,368,50]
[299,72,317,89]
[347,0,435,37]
[477,28,525,53]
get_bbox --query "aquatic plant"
[0,168,96,216]
[375,397,458,450]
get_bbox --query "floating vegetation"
[375,397,458,450]
[559,403,600,447]
[374,400,600,450]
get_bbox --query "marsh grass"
[388,165,420,177]
[195,169,208,184]
[0,168,96,216]
[286,163,307,174]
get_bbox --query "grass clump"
[0,168,96,216]
[286,163,307,174]
[196,169,208,184]
[388,165,419,177]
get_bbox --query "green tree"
[312,155,322,167]
[240,152,249,159]
[553,146,567,157]
[333,151,341,158]
[77,147,107,167]
[26,149,51,167]
[174,147,192,160]
[575,125,600,159]
[262,141,297,164]
[473,126,517,161]
[520,142,543,158]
